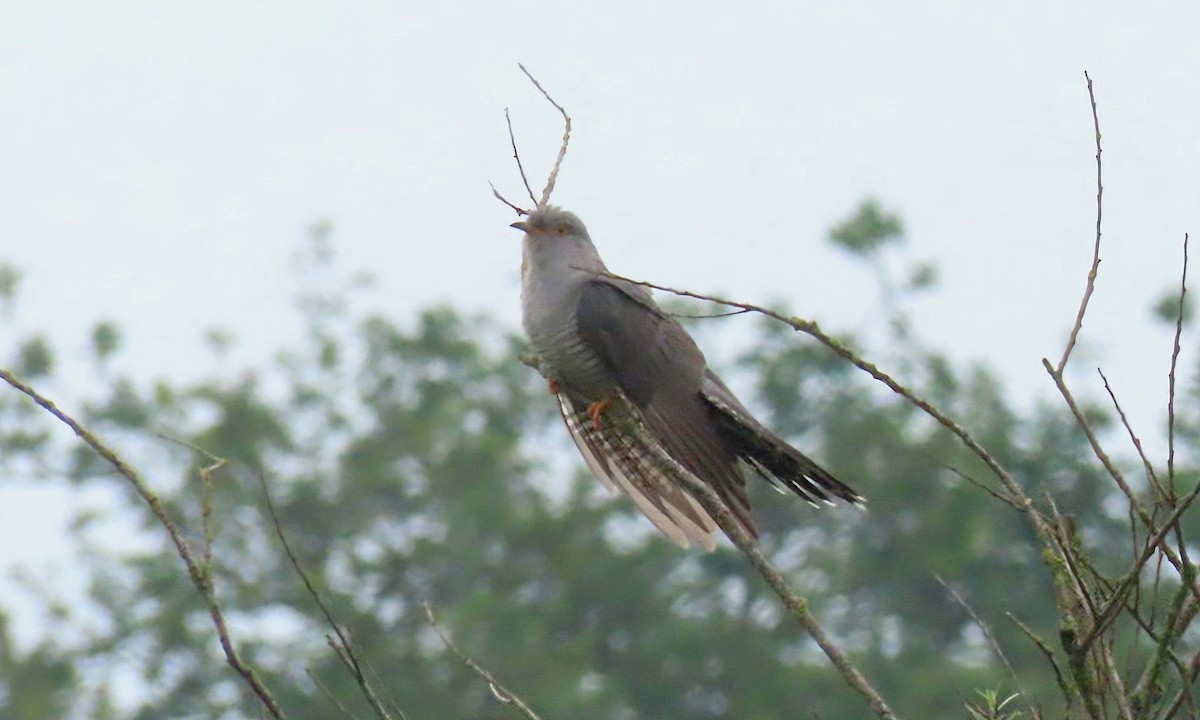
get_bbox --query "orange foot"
[586,397,612,429]
[547,378,560,395]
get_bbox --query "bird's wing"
[555,391,717,550]
[574,279,755,535]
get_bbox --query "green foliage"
[0,612,77,720]
[15,335,54,379]
[966,688,1027,720]
[1152,286,1192,327]
[91,321,122,364]
[0,204,1187,719]
[828,198,904,255]
[0,263,21,315]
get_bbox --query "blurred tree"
[0,207,1179,719]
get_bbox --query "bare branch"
[0,368,287,720]
[422,602,543,720]
[1057,71,1104,373]
[517,63,571,207]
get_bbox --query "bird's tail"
[701,372,864,508]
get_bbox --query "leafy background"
[2,200,1190,719]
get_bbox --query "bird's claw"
[586,398,611,429]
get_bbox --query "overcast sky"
[1,1,1198,648]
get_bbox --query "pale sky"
[1,1,1198,652]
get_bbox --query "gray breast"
[522,266,615,401]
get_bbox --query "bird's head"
[510,205,591,240]
[512,205,605,276]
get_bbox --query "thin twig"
[1168,233,1189,495]
[1097,369,1165,499]
[422,602,543,720]
[306,668,359,720]
[490,181,529,216]
[157,432,228,590]
[940,461,1025,510]
[505,107,538,207]
[670,308,754,320]
[935,575,1027,706]
[0,368,287,720]
[517,63,571,207]
[258,472,400,720]
[1008,612,1073,711]
[1057,71,1104,373]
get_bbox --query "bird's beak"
[510,220,531,233]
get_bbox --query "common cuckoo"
[514,205,862,550]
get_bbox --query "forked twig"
[492,65,572,215]
[1057,71,1104,373]
[157,432,228,586]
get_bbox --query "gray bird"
[514,206,862,550]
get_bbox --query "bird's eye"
[555,225,567,235]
